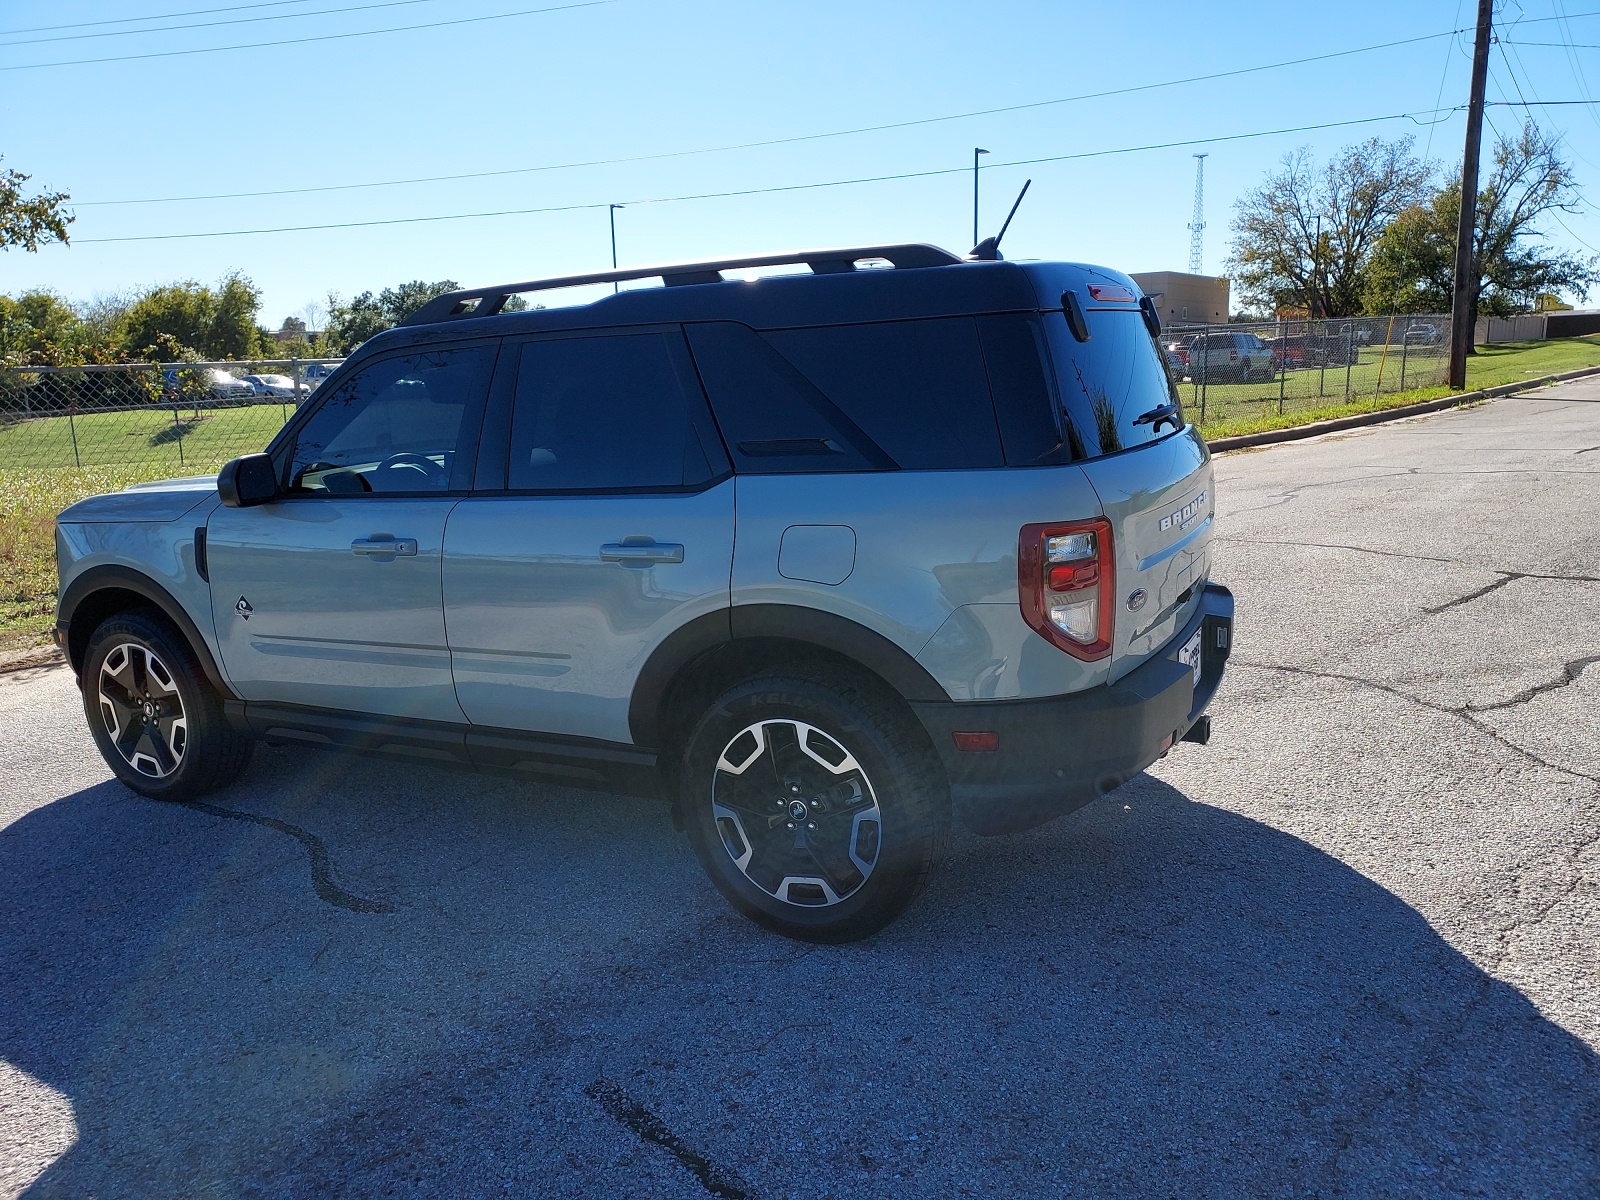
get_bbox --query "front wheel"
[679,668,948,942]
[83,610,254,802]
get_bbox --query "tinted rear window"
[1043,308,1183,458]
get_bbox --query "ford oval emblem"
[1126,588,1148,612]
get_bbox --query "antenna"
[1188,153,1208,274]
[967,179,1032,261]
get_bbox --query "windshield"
[1042,308,1184,459]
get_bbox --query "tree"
[208,272,264,360]
[0,160,71,252]
[1366,120,1598,330]
[120,274,266,360]
[1228,137,1433,317]
[0,291,86,364]
[325,279,459,352]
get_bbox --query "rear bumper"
[912,583,1234,835]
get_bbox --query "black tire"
[82,610,253,802]
[679,666,948,943]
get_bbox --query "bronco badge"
[235,596,253,621]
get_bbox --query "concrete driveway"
[3,382,1597,1198]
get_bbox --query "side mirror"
[218,453,279,508]
[1139,294,1162,339]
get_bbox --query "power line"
[0,0,448,48]
[1423,1,1466,166]
[78,29,1475,208]
[74,107,1462,245]
[0,0,612,71]
[0,0,316,38]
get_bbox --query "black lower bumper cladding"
[914,583,1234,835]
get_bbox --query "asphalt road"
[3,382,1598,1199]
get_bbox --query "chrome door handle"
[352,536,418,557]
[600,541,684,564]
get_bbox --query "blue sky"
[3,0,1599,324]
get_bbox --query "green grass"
[1195,334,1600,440]
[1,465,166,651]
[0,402,290,652]
[0,400,290,474]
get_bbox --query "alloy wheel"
[97,642,188,778]
[711,719,882,907]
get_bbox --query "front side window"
[287,345,492,494]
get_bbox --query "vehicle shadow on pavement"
[2,752,1596,1198]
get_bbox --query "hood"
[58,474,218,523]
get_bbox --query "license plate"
[1178,628,1203,687]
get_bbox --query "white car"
[241,373,296,398]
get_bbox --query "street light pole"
[973,148,989,247]
[609,204,623,294]
[1311,215,1322,320]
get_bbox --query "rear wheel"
[83,611,253,802]
[679,667,947,942]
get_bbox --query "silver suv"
[54,244,1232,941]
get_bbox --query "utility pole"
[609,204,623,294]
[973,148,988,247]
[1448,0,1494,390]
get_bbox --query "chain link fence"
[1161,313,1452,427]
[0,359,342,477]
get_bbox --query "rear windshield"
[1042,308,1184,458]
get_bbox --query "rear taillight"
[1018,519,1115,660]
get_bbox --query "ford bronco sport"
[55,243,1232,942]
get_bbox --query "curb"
[1207,362,1600,453]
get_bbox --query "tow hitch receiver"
[1181,715,1212,746]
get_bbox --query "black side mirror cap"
[218,453,279,508]
[1139,294,1162,339]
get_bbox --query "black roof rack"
[402,243,964,327]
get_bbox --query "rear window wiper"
[1132,402,1183,432]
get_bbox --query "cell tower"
[1187,153,1208,274]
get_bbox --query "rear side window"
[1043,308,1183,458]
[976,315,1065,465]
[685,322,892,474]
[507,333,725,492]
[761,319,1003,470]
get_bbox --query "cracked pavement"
[2,382,1598,1198]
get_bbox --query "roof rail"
[401,243,964,326]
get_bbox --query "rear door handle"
[600,541,684,564]
[352,535,418,557]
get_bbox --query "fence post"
[1344,324,1354,397]
[68,404,81,468]
[1318,317,1328,398]
[290,357,302,417]
[1277,319,1286,415]
[1199,330,1208,419]
[1399,321,1411,392]
[172,399,185,467]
